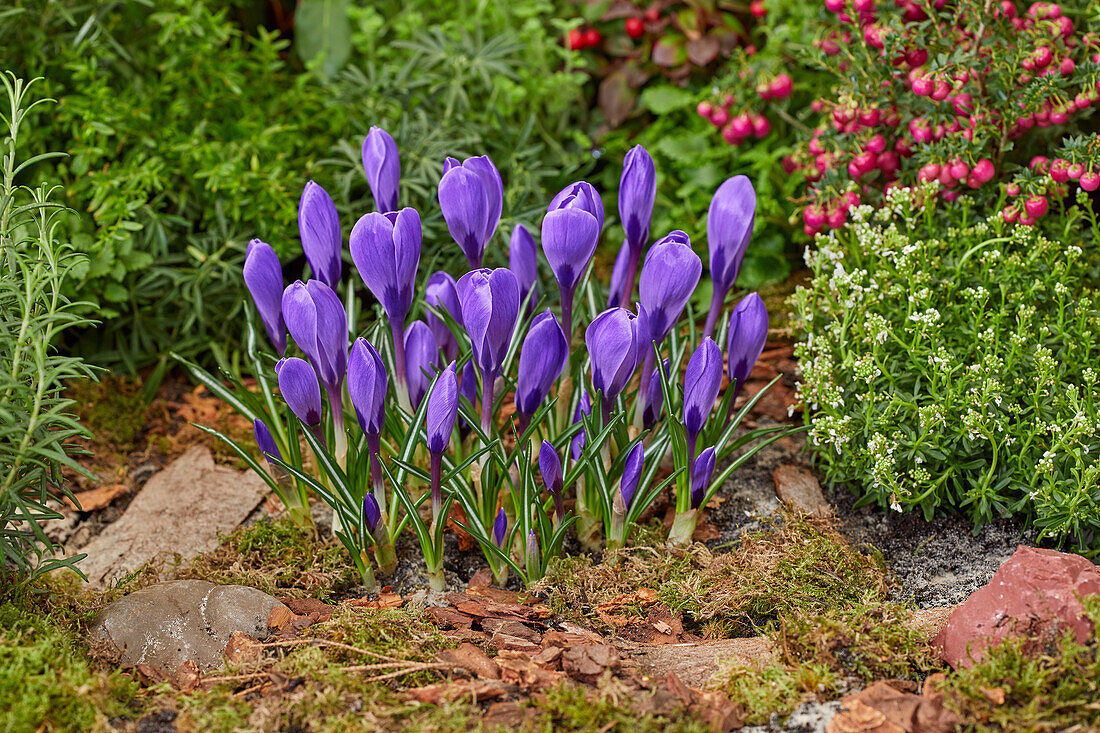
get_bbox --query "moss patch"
[711,659,839,726]
[540,511,890,635]
[67,375,148,449]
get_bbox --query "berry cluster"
[697,70,792,146]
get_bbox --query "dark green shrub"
[792,186,1100,552]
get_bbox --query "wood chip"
[64,483,130,511]
[223,631,263,665]
[436,642,501,680]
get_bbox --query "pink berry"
[769,73,793,99]
[826,207,847,228]
[1030,156,1050,172]
[912,77,934,96]
[803,205,827,228]
[865,134,887,154]
[1081,172,1100,191]
[949,160,970,180]
[751,114,771,138]
[1003,206,1019,223]
[919,163,941,182]
[1024,194,1049,218]
[730,114,753,138]
[1068,163,1084,180]
[1007,182,1022,196]
[1060,58,1076,76]
[697,101,714,118]
[972,158,996,183]
[710,107,730,127]
[1050,158,1070,182]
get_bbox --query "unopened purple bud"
[515,310,568,416]
[493,508,507,548]
[570,389,591,461]
[253,419,281,462]
[690,447,717,509]
[639,231,701,347]
[425,271,462,361]
[298,181,342,289]
[548,181,604,233]
[281,279,348,395]
[509,225,539,312]
[586,308,639,402]
[727,293,769,396]
[526,529,540,566]
[350,208,422,327]
[404,321,440,410]
[276,357,323,426]
[364,492,382,533]
[438,156,503,268]
[619,145,656,252]
[708,175,756,298]
[683,338,723,438]
[539,440,564,498]
[619,441,644,509]
[426,362,459,455]
[642,358,670,429]
[243,239,287,354]
[347,337,388,436]
[457,268,520,379]
[541,207,600,296]
[362,126,400,213]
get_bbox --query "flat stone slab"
[90,579,286,674]
[77,445,266,586]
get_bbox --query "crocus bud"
[619,144,656,252]
[243,239,287,354]
[704,176,756,337]
[459,361,478,418]
[361,126,400,213]
[542,201,600,334]
[457,268,520,380]
[347,337,387,436]
[350,208,422,328]
[690,446,716,509]
[426,362,459,456]
[276,357,323,426]
[526,529,540,569]
[607,241,631,308]
[515,310,568,417]
[639,231,702,347]
[585,307,639,403]
[281,280,348,395]
[619,441,644,509]
[642,358,670,429]
[364,492,382,534]
[548,181,604,233]
[727,293,769,399]
[298,181,342,290]
[509,224,539,312]
[493,508,507,547]
[683,338,723,438]
[254,418,281,462]
[539,440,565,521]
[438,155,503,268]
[425,271,462,361]
[404,321,440,410]
[571,389,591,461]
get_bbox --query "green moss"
[0,603,138,732]
[944,595,1100,730]
[522,681,710,732]
[710,659,838,726]
[66,376,147,449]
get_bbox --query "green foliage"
[0,75,95,581]
[294,0,352,79]
[793,187,1100,552]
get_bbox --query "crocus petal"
[426,362,459,454]
[690,447,717,509]
[509,224,539,310]
[619,145,656,251]
[683,338,723,436]
[570,389,591,461]
[425,271,462,361]
[585,308,639,400]
[254,418,281,462]
[361,126,400,212]
[727,292,769,389]
[276,357,323,426]
[493,508,507,547]
[539,440,564,496]
[515,310,568,416]
[439,166,489,266]
[541,208,599,293]
[548,181,604,233]
[304,280,348,392]
[619,441,644,509]
[347,337,388,435]
[707,176,756,296]
[457,268,519,378]
[404,321,440,410]
[639,231,701,346]
[243,239,287,354]
[464,155,503,247]
[642,358,670,429]
[298,181,342,289]
[349,209,421,325]
[364,493,382,532]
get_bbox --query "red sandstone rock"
[934,545,1100,668]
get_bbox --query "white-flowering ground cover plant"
[793,184,1100,553]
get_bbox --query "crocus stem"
[668,509,698,547]
[703,285,726,340]
[492,564,509,587]
[390,320,412,413]
[620,244,641,307]
[371,523,398,575]
[574,479,602,552]
[559,284,574,344]
[426,562,447,592]
[480,368,496,437]
[608,490,627,551]
[632,348,656,429]
[367,433,386,519]
[430,451,443,526]
[358,550,378,591]
[329,391,347,537]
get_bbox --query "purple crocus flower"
[457,268,519,433]
[243,239,287,354]
[683,337,723,442]
[438,155,503,268]
[281,280,348,398]
[361,126,400,213]
[570,389,591,462]
[638,231,701,348]
[425,272,462,361]
[426,362,459,521]
[364,493,382,534]
[548,181,604,232]
[704,175,756,337]
[347,337,387,436]
[539,440,565,522]
[404,321,440,410]
[585,307,639,416]
[350,208,422,409]
[515,310,568,419]
[276,357,323,427]
[253,418,281,462]
[690,447,717,509]
[619,441,644,509]
[642,358,670,430]
[509,224,539,313]
[727,292,769,401]
[298,181,342,290]
[543,184,601,335]
[616,145,656,306]
[606,241,630,308]
[493,508,508,547]
[459,360,478,429]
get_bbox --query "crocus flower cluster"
[216,127,788,594]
